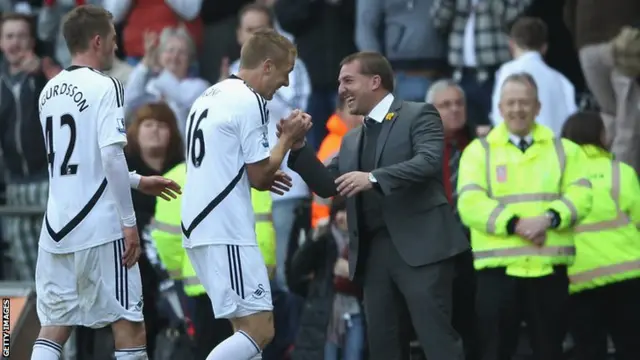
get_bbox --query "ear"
[263,58,274,74]
[540,43,548,56]
[370,74,382,91]
[91,34,101,50]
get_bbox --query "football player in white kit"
[181,29,312,360]
[31,5,180,360]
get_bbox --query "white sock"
[31,338,62,360]
[206,330,261,360]
[114,346,148,359]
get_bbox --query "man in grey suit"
[283,52,470,360]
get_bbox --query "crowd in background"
[0,0,639,359]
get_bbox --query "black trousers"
[475,266,569,360]
[452,250,478,360]
[570,278,640,360]
[191,294,233,360]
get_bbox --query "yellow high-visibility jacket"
[151,163,276,296]
[568,145,640,293]
[457,123,593,277]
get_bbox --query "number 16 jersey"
[181,76,270,248]
[38,66,128,254]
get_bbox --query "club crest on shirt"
[496,165,507,183]
[116,117,126,134]
[261,130,269,148]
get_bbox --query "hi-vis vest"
[568,145,640,293]
[151,163,276,297]
[457,123,593,278]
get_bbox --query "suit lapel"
[374,97,402,166]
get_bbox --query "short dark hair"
[510,17,548,50]
[62,5,113,55]
[1,13,33,38]
[340,52,395,93]
[238,3,274,28]
[561,111,606,149]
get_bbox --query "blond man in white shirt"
[491,17,577,136]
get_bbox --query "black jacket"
[0,67,48,181]
[274,0,357,91]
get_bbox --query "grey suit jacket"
[288,97,470,280]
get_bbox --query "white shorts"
[35,238,144,328]
[186,244,273,319]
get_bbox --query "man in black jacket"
[0,13,49,281]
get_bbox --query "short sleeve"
[97,77,127,149]
[236,94,270,164]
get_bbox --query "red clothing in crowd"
[442,131,470,203]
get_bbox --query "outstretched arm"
[288,142,340,198]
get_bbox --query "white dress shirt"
[462,0,480,67]
[491,51,577,136]
[367,93,395,123]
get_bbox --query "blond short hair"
[239,28,296,70]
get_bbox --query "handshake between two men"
[267,109,313,196]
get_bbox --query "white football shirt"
[38,66,127,254]
[181,76,270,248]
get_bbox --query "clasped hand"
[275,110,312,149]
[515,215,552,246]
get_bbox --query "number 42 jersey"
[38,66,128,254]
[181,76,270,249]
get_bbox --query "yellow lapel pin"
[385,112,395,121]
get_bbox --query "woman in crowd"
[124,26,209,137]
[561,111,640,360]
[125,102,185,358]
[289,197,365,360]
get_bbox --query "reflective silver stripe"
[313,193,332,205]
[569,259,640,284]
[255,213,272,222]
[575,161,631,233]
[559,197,579,226]
[487,204,506,233]
[183,276,201,286]
[168,269,182,278]
[478,138,492,197]
[150,218,182,234]
[458,183,485,195]
[495,193,559,203]
[553,138,566,184]
[474,245,575,259]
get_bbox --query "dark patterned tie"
[518,138,530,152]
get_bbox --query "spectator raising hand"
[125,27,209,139]
[142,30,161,72]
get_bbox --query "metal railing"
[0,205,45,216]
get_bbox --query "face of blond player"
[259,54,294,100]
[499,80,540,136]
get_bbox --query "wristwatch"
[368,173,377,184]
[545,210,559,228]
